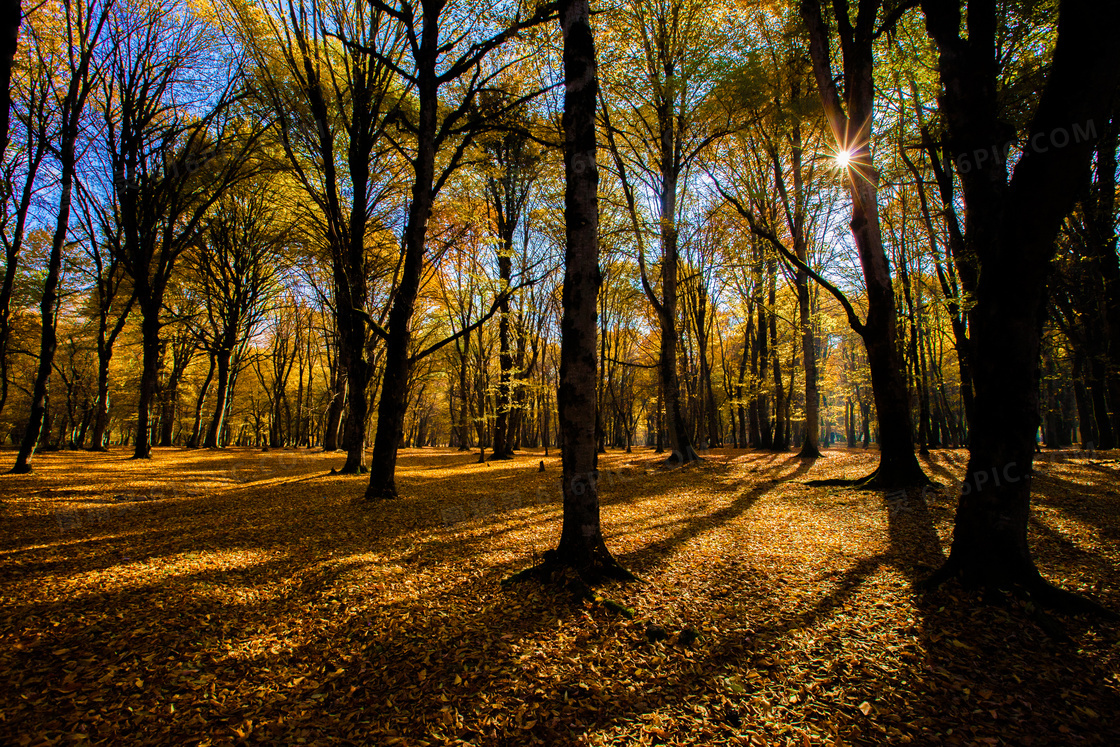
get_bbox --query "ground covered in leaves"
[2,445,1119,746]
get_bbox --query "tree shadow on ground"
[4,449,1120,745]
[613,454,810,576]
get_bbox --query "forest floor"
[1,446,1119,746]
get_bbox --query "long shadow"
[1030,468,1120,536]
[5,448,1119,745]
[884,486,947,584]
[1028,512,1120,582]
[919,451,961,485]
[614,455,810,575]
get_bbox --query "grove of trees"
[3,0,1120,598]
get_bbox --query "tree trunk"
[89,361,114,452]
[788,119,821,458]
[768,257,786,450]
[549,0,628,578]
[922,0,1120,595]
[0,0,20,166]
[188,351,215,448]
[492,249,515,459]
[204,351,232,448]
[802,0,926,487]
[365,43,439,498]
[323,358,345,451]
[133,295,161,460]
[338,329,368,471]
[10,128,76,473]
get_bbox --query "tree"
[10,0,113,473]
[600,0,735,464]
[920,0,1120,599]
[0,35,50,421]
[481,116,541,460]
[73,177,135,450]
[237,0,407,473]
[363,0,557,499]
[516,0,630,582]
[797,0,928,487]
[0,0,21,164]
[187,187,281,448]
[104,3,261,459]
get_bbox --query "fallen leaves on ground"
[1,446,1119,746]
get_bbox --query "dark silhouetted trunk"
[365,35,439,498]
[133,295,160,459]
[204,350,233,448]
[0,0,19,165]
[11,114,78,473]
[549,0,628,578]
[922,0,1120,595]
[787,118,821,458]
[188,351,215,448]
[802,0,927,487]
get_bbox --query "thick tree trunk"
[922,0,1120,597]
[0,0,19,165]
[549,0,628,578]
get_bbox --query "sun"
[835,149,852,169]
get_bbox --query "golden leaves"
[1,447,1119,745]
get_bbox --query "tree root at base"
[806,464,934,490]
[920,558,1117,639]
[503,550,639,617]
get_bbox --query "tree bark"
[364,34,438,498]
[0,0,20,165]
[788,121,821,458]
[187,351,215,448]
[204,350,233,448]
[133,294,161,459]
[492,250,515,459]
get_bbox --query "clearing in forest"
[1,447,1119,745]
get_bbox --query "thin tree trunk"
[11,128,77,472]
[365,42,439,498]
